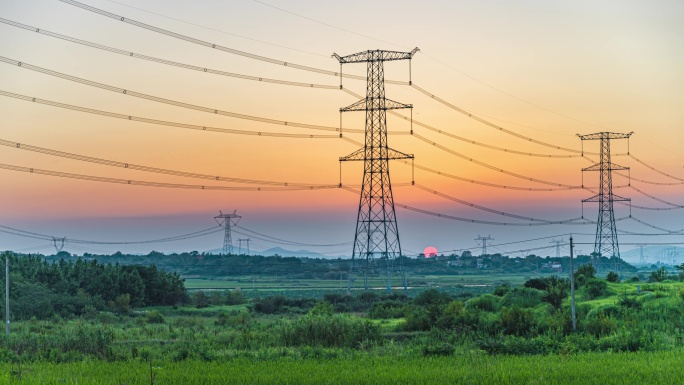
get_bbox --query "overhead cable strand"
[0,162,340,191]
[628,217,684,234]
[0,56,362,134]
[341,88,581,159]
[410,84,595,155]
[629,154,684,182]
[339,186,588,226]
[398,160,587,192]
[413,183,585,223]
[0,90,338,139]
[56,0,407,85]
[629,185,684,208]
[396,204,590,227]
[0,137,338,187]
[235,225,352,247]
[0,223,226,245]
[411,132,580,188]
[0,18,338,90]
[232,229,351,248]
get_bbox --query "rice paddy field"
[3,351,683,384]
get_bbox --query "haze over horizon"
[1,0,683,257]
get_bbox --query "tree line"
[0,252,188,320]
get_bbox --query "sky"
[0,0,683,258]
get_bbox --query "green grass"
[182,273,547,291]
[4,351,684,384]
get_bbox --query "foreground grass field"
[4,351,683,384]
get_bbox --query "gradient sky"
[0,0,682,257]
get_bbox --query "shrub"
[606,272,620,282]
[584,279,608,300]
[501,287,543,309]
[309,301,334,317]
[401,305,431,332]
[524,278,550,291]
[499,306,536,337]
[466,294,499,312]
[650,267,667,283]
[630,276,640,282]
[414,289,452,307]
[215,311,251,327]
[145,310,165,324]
[575,264,596,286]
[226,290,247,305]
[281,314,379,348]
[541,277,569,310]
[421,342,456,356]
[109,294,131,314]
[618,296,642,310]
[585,313,617,338]
[493,284,511,297]
[368,301,405,319]
[192,291,209,309]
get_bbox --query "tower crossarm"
[340,98,412,112]
[339,147,414,162]
[332,48,419,63]
[582,162,629,172]
[577,132,633,141]
[582,194,631,203]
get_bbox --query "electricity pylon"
[51,237,66,253]
[335,48,418,294]
[550,239,564,258]
[214,210,241,254]
[475,235,494,256]
[238,238,251,255]
[578,132,632,273]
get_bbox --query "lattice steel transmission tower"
[475,235,494,256]
[578,132,632,272]
[214,210,241,254]
[550,239,565,258]
[51,237,66,253]
[238,238,251,255]
[335,48,418,293]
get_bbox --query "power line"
[0,90,339,139]
[342,88,583,159]
[0,162,341,192]
[100,0,329,58]
[248,0,617,131]
[0,137,340,187]
[235,225,352,247]
[398,160,594,192]
[0,223,224,245]
[411,132,581,188]
[413,183,585,223]
[9,17,660,168]
[628,185,684,209]
[628,154,684,183]
[56,0,682,170]
[0,56,365,134]
[56,0,375,82]
[0,18,338,90]
[410,84,597,154]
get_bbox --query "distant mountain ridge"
[202,246,347,259]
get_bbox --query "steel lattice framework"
[579,132,632,272]
[214,210,241,254]
[335,48,418,293]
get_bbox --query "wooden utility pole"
[569,237,577,332]
[5,253,9,336]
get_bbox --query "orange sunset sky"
[0,0,682,256]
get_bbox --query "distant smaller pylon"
[214,210,241,254]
